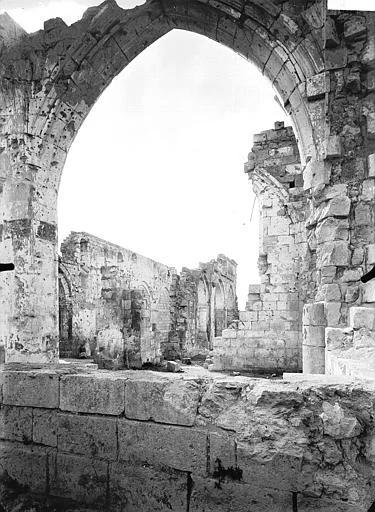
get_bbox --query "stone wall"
[59,232,238,366]
[2,368,375,511]
[169,256,238,359]
[59,231,175,367]
[213,123,310,373]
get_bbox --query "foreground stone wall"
[1,368,375,511]
[213,123,310,373]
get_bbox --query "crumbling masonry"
[2,0,375,510]
[58,231,237,367]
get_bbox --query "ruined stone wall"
[158,255,238,359]
[2,368,375,511]
[213,123,310,373]
[59,232,174,367]
[301,10,375,375]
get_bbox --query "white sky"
[2,0,372,308]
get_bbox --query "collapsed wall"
[59,232,237,367]
[213,122,311,373]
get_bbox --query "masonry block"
[209,432,236,475]
[33,408,57,447]
[0,441,49,493]
[353,328,375,349]
[189,476,291,512]
[368,154,375,178]
[125,374,201,426]
[50,452,108,504]
[236,443,303,491]
[57,413,117,460]
[303,326,325,347]
[303,159,330,191]
[109,462,187,511]
[2,371,59,408]
[363,281,375,303]
[323,135,342,159]
[325,302,342,327]
[303,345,325,374]
[325,327,353,351]
[118,419,207,475]
[0,405,32,442]
[349,307,375,330]
[306,72,330,100]
[60,373,125,415]
[303,302,325,326]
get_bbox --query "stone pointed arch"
[0,0,327,362]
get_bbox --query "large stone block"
[57,413,117,460]
[60,373,125,415]
[236,443,303,491]
[315,217,349,243]
[318,196,351,220]
[303,302,325,326]
[209,432,236,475]
[325,328,353,351]
[50,453,108,504]
[118,419,207,475]
[189,476,291,512]
[349,307,375,330]
[353,328,375,349]
[0,441,48,493]
[109,462,187,511]
[125,374,201,426]
[33,408,57,447]
[0,405,32,442]
[368,154,375,178]
[363,281,375,303]
[303,159,330,191]
[303,326,326,347]
[317,241,350,267]
[2,370,59,408]
[303,345,325,374]
[323,135,342,159]
[306,72,330,100]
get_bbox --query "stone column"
[302,303,326,374]
[0,136,61,363]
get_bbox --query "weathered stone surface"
[109,463,187,511]
[0,406,32,442]
[2,371,59,408]
[60,373,125,415]
[303,159,330,191]
[306,72,330,99]
[166,360,181,372]
[303,302,325,326]
[353,328,375,349]
[33,408,57,447]
[125,374,201,426]
[57,413,117,460]
[349,307,375,330]
[317,241,350,267]
[318,196,351,221]
[0,441,48,493]
[50,453,108,504]
[323,135,342,159]
[325,327,354,351]
[118,419,207,475]
[320,401,362,438]
[189,476,291,512]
